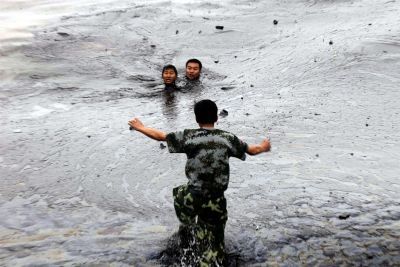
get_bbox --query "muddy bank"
[1,0,400,265]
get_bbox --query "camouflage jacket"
[166,128,248,196]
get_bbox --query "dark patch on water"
[221,86,235,91]
[57,32,70,37]
[30,74,48,80]
[219,109,229,117]
[127,74,156,82]
[338,214,350,220]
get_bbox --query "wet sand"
[1,0,400,265]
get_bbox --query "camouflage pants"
[173,184,227,267]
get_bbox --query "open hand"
[261,138,271,152]
[128,118,144,130]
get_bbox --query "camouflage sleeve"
[166,131,185,153]
[230,135,248,161]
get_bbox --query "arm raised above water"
[128,118,167,141]
[246,138,271,155]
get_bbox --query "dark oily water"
[1,0,400,266]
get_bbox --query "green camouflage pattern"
[166,128,247,265]
[166,128,247,196]
[173,184,227,266]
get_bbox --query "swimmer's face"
[186,62,201,80]
[162,68,177,85]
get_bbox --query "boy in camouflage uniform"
[129,99,270,266]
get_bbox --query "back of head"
[194,99,218,124]
[185,58,202,70]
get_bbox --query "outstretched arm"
[128,118,167,141]
[246,138,271,155]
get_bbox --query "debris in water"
[150,45,156,48]
[220,86,235,91]
[160,143,166,149]
[315,154,319,157]
[338,214,350,220]
[57,32,69,37]
[219,109,228,117]
[176,30,179,34]
[215,26,224,30]
[198,30,202,34]
[214,60,219,63]
[329,40,333,45]
[273,19,278,25]
[350,153,354,156]
[87,135,91,138]
[13,129,22,133]
[366,123,369,127]
[250,84,254,87]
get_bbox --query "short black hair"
[194,99,218,124]
[185,59,202,70]
[162,64,178,76]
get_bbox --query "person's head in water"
[162,65,178,86]
[185,59,202,80]
[194,99,218,126]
